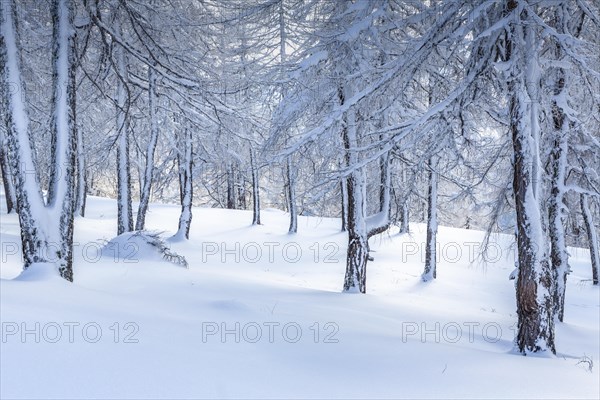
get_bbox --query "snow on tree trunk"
[115,15,133,235]
[1,0,47,267]
[507,2,555,354]
[250,148,260,225]
[0,128,16,213]
[580,194,599,286]
[547,32,570,322]
[1,0,77,281]
[46,0,78,281]
[422,156,438,282]
[342,100,368,293]
[174,128,193,241]
[135,64,160,231]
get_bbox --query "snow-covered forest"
[1,0,599,398]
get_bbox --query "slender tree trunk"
[135,64,160,230]
[0,130,16,213]
[507,2,555,354]
[340,178,348,232]
[74,123,87,217]
[250,148,260,225]
[422,156,438,281]
[115,14,133,235]
[547,3,571,323]
[580,194,599,285]
[286,157,297,233]
[47,0,78,281]
[174,129,192,240]
[226,162,236,209]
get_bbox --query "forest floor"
[1,194,599,399]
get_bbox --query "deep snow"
[1,194,598,399]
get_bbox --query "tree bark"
[250,148,260,225]
[115,12,133,235]
[174,128,193,240]
[580,194,599,285]
[506,2,555,354]
[1,0,77,281]
[0,130,16,213]
[135,64,160,230]
[422,156,438,281]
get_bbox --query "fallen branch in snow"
[576,355,594,373]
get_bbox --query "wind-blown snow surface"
[1,195,598,399]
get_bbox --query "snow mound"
[100,231,188,268]
[14,262,65,282]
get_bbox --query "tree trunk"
[0,129,16,213]
[46,0,78,281]
[507,3,555,354]
[580,194,599,285]
[226,162,236,209]
[74,123,87,217]
[250,148,260,225]
[1,0,48,268]
[422,156,438,281]
[286,157,297,233]
[115,14,133,235]
[174,129,193,240]
[340,178,348,232]
[135,64,160,230]
[1,0,77,281]
[341,95,368,293]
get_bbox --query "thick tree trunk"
[341,99,368,293]
[135,65,160,230]
[1,0,77,281]
[422,156,438,281]
[580,194,599,285]
[250,148,260,225]
[507,2,555,354]
[174,129,193,240]
[1,0,48,268]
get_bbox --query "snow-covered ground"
[1,195,598,399]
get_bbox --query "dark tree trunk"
[0,137,16,213]
[340,178,348,232]
[580,194,599,285]
[226,162,236,209]
[115,13,133,235]
[422,156,438,281]
[286,157,298,233]
[250,148,260,225]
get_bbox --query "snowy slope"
[1,195,598,399]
